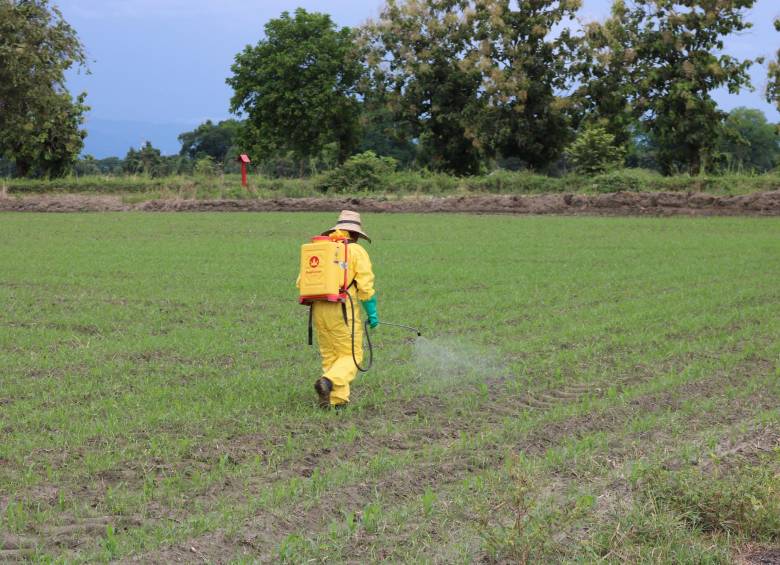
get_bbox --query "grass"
[3,168,779,198]
[0,212,779,562]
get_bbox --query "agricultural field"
[1,212,779,563]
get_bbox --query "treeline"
[224,2,780,177]
[1,0,779,180]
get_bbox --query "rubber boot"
[314,377,333,409]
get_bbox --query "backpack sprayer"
[298,234,421,372]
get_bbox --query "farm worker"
[302,210,378,409]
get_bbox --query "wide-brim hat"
[323,210,371,243]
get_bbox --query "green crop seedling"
[0,212,777,562]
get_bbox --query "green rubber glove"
[361,295,379,329]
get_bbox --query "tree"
[573,3,637,148]
[361,0,486,175]
[227,9,362,166]
[565,125,625,174]
[123,142,163,176]
[716,107,779,172]
[0,0,88,177]
[358,104,418,167]
[472,0,582,170]
[768,18,780,112]
[362,0,582,174]
[610,0,758,175]
[178,119,240,163]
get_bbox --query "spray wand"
[346,293,422,372]
[376,321,422,337]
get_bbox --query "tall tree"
[0,0,88,177]
[472,0,581,170]
[617,0,757,174]
[178,119,240,163]
[573,2,637,147]
[361,0,486,175]
[362,0,582,174]
[767,18,780,113]
[717,107,779,172]
[227,9,362,166]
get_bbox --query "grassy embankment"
[2,169,779,201]
[0,213,779,562]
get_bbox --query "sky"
[59,0,780,158]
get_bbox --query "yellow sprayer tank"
[299,236,348,303]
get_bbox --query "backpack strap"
[308,304,313,346]
[341,278,358,325]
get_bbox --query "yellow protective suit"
[300,238,375,406]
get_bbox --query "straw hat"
[324,210,371,243]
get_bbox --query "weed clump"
[641,456,780,541]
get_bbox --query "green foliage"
[124,142,163,177]
[767,18,780,112]
[642,457,780,541]
[227,9,362,164]
[358,105,418,167]
[5,169,779,198]
[578,0,759,175]
[362,0,580,174]
[194,155,218,178]
[421,487,437,517]
[316,150,397,193]
[0,0,88,177]
[473,0,582,171]
[573,4,637,146]
[121,142,193,178]
[178,119,240,164]
[565,126,625,175]
[1,214,779,561]
[588,502,732,562]
[361,501,383,534]
[716,107,780,173]
[361,0,486,175]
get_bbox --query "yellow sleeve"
[351,244,375,301]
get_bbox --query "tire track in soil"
[123,359,777,563]
[10,355,774,560]
[317,372,780,564]
[0,516,142,561]
[351,371,780,563]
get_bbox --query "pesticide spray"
[296,230,500,383]
[411,335,506,386]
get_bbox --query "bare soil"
[1,190,779,215]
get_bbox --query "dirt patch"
[740,547,780,565]
[1,191,779,215]
[119,530,255,565]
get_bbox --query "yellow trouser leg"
[312,299,363,405]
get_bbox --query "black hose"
[346,292,373,372]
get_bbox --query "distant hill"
[81,117,200,158]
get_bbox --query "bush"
[565,126,626,175]
[316,151,397,193]
[586,169,660,193]
[194,156,218,177]
[466,170,564,193]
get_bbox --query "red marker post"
[236,154,251,188]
